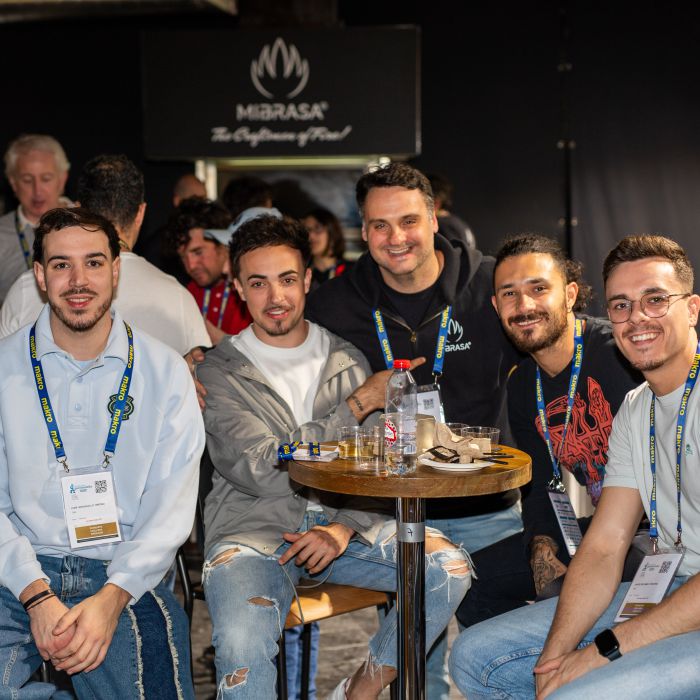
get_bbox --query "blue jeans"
[202,512,471,698]
[283,623,319,700]
[449,577,700,699]
[425,503,523,700]
[0,554,193,699]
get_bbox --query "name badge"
[60,467,122,549]
[547,488,582,556]
[417,383,445,422]
[614,550,684,622]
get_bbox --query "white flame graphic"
[448,318,464,343]
[250,37,310,99]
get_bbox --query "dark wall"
[2,4,700,288]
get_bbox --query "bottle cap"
[393,359,410,370]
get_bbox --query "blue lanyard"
[30,322,135,471]
[373,306,452,378]
[535,318,584,483]
[15,210,32,270]
[202,279,232,329]
[649,343,700,549]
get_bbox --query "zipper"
[379,307,445,355]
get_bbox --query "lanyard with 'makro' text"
[373,306,452,380]
[649,342,700,552]
[536,318,585,556]
[30,321,135,471]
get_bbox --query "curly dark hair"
[164,197,231,252]
[356,162,434,216]
[494,234,593,311]
[34,207,120,263]
[230,215,310,279]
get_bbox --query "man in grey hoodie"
[198,213,471,699]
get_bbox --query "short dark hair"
[33,207,120,263]
[494,234,593,311]
[603,235,694,291]
[165,197,231,252]
[221,176,273,220]
[230,215,311,279]
[76,154,144,232]
[303,207,345,258]
[356,162,434,216]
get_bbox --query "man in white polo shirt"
[0,207,204,698]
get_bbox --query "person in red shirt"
[165,197,251,344]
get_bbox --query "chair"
[177,450,394,698]
[177,544,391,700]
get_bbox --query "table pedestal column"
[396,496,426,699]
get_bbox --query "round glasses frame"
[607,292,690,324]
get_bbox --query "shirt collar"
[16,206,34,230]
[33,304,130,365]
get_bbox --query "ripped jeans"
[202,512,472,698]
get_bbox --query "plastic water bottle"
[384,359,418,475]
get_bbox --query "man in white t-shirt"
[198,214,472,699]
[0,154,210,356]
[450,234,700,699]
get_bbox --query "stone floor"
[190,595,464,699]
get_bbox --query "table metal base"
[396,496,426,699]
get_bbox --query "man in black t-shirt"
[456,234,641,630]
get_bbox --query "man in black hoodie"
[306,162,521,698]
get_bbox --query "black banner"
[141,28,420,159]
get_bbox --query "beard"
[503,306,569,354]
[50,287,112,333]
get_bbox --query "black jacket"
[306,234,521,518]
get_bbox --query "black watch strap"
[594,628,622,661]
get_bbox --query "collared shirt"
[0,253,212,355]
[0,305,205,601]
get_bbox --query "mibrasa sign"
[141,28,420,159]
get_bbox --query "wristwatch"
[594,628,622,661]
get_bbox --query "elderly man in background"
[0,134,70,302]
[0,154,210,358]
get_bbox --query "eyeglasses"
[606,292,690,323]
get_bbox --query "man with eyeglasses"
[450,235,700,699]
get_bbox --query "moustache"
[60,287,97,299]
[508,312,548,326]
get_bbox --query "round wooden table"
[290,447,531,700]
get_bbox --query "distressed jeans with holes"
[202,512,472,699]
[0,554,194,700]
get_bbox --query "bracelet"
[22,588,54,611]
[349,394,364,414]
[26,593,56,612]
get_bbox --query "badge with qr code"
[416,384,445,422]
[614,550,684,622]
[60,466,122,549]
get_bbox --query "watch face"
[595,629,621,658]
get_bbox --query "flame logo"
[250,38,310,99]
[448,318,463,343]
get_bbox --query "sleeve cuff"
[8,561,50,600]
